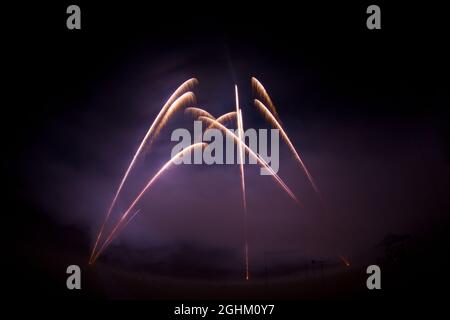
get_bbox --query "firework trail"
[185,107,237,127]
[185,106,215,142]
[188,103,245,279]
[213,111,237,127]
[199,116,300,204]
[251,77,281,122]
[89,78,198,264]
[254,99,320,195]
[185,108,237,147]
[92,142,207,263]
[107,208,142,245]
[234,85,249,280]
[154,92,196,138]
[235,86,247,212]
[195,110,237,130]
[185,107,214,119]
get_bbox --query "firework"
[213,111,236,126]
[199,116,300,204]
[185,108,237,127]
[234,85,249,280]
[153,92,196,138]
[254,99,320,195]
[251,77,281,122]
[91,78,314,274]
[91,142,207,263]
[185,107,214,119]
[89,78,198,263]
[235,86,247,212]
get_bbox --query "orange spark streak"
[153,92,196,137]
[185,108,237,131]
[185,107,215,120]
[89,78,198,264]
[339,255,351,267]
[209,111,236,128]
[240,108,249,281]
[251,77,281,122]
[92,143,207,263]
[185,108,237,128]
[254,99,320,195]
[199,116,300,204]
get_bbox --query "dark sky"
[6,1,450,297]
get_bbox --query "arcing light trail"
[89,78,197,264]
[90,77,316,278]
[252,77,319,195]
[91,143,207,263]
[253,99,320,195]
[185,107,214,120]
[185,108,237,129]
[154,92,196,139]
[92,113,301,263]
[213,111,237,127]
[185,108,237,143]
[251,77,281,123]
[198,116,300,205]
[185,107,237,126]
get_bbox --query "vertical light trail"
[235,86,247,212]
[92,116,302,262]
[235,85,249,281]
[200,115,301,280]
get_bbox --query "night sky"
[6,1,450,301]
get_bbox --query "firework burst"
[90,77,316,280]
